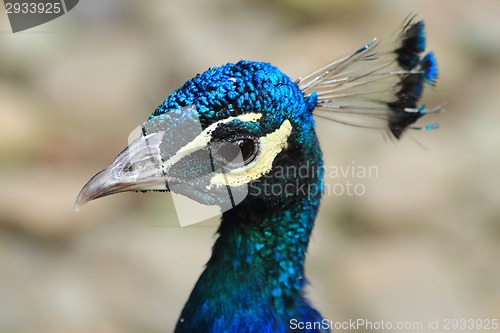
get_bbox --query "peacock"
[76,16,439,333]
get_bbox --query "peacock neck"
[175,185,325,332]
[175,125,325,332]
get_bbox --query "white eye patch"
[157,111,292,189]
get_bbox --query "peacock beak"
[75,105,259,214]
[76,105,210,211]
[75,131,171,211]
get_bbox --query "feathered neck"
[174,172,326,332]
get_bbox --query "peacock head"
[76,61,323,214]
[76,17,439,218]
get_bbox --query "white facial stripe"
[210,119,292,187]
[161,113,262,170]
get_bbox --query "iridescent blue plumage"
[76,17,440,333]
[152,61,317,131]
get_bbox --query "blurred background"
[1,0,499,332]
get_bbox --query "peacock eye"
[215,138,258,167]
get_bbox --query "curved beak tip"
[74,168,113,213]
[74,181,98,212]
[74,193,87,212]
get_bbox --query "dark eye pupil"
[241,139,258,162]
[218,139,256,165]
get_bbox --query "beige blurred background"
[1,1,499,332]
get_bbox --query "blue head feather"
[152,61,317,133]
[421,52,438,84]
